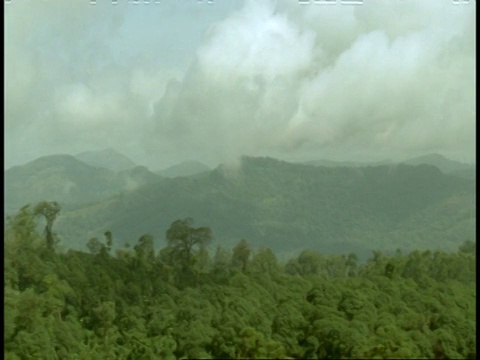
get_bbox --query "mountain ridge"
[5,152,474,258]
[4,154,162,213]
[156,160,211,178]
[53,156,475,258]
[401,153,474,174]
[75,148,137,171]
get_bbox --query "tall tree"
[104,231,113,253]
[165,218,212,284]
[87,237,105,256]
[134,234,155,262]
[231,239,251,272]
[33,201,61,250]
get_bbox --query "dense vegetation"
[5,155,474,258]
[75,148,137,172]
[4,203,476,359]
[55,156,475,258]
[4,155,161,213]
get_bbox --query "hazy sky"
[5,0,476,170]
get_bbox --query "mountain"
[4,155,162,214]
[447,166,476,180]
[55,156,475,258]
[75,148,137,171]
[303,159,391,167]
[305,154,475,180]
[401,153,474,175]
[156,161,211,178]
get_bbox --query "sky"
[4,0,476,170]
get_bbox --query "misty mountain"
[305,153,475,180]
[75,148,137,171]
[302,159,391,168]
[447,166,476,180]
[55,156,475,258]
[401,153,474,175]
[4,154,162,213]
[156,161,211,178]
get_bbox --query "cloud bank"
[5,0,476,169]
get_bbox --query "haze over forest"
[4,149,475,261]
[4,2,476,359]
[5,0,476,170]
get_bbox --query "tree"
[250,247,279,277]
[286,249,341,279]
[33,201,61,250]
[231,239,251,272]
[213,246,230,270]
[93,301,119,359]
[345,253,358,277]
[385,262,395,279]
[5,206,50,291]
[104,231,113,253]
[5,205,39,246]
[134,234,155,264]
[165,218,212,285]
[87,237,105,256]
[459,240,475,254]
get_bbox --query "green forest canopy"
[4,202,476,359]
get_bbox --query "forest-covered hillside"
[401,153,474,175]
[4,155,161,213]
[302,153,475,179]
[75,148,137,172]
[54,156,475,257]
[156,160,211,178]
[4,204,476,359]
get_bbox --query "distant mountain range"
[304,153,475,179]
[5,152,475,258]
[156,161,211,178]
[75,148,137,171]
[4,154,161,213]
[55,157,475,258]
[302,159,392,168]
[401,153,475,179]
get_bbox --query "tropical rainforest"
[4,153,475,260]
[4,202,476,359]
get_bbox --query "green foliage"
[87,237,105,255]
[3,211,476,359]
[459,239,476,254]
[163,218,213,287]
[134,234,155,263]
[38,157,475,256]
[4,154,161,214]
[231,238,251,272]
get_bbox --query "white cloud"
[148,0,475,164]
[197,0,316,82]
[4,0,476,169]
